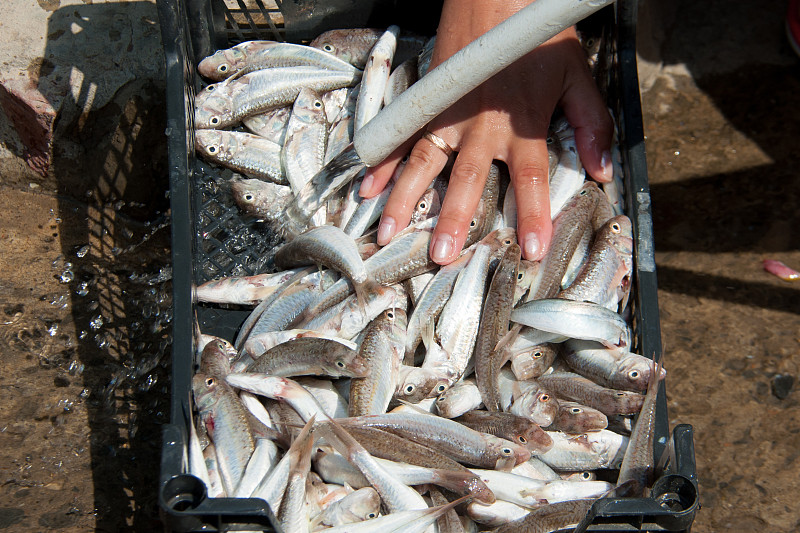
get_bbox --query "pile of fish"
[188,26,666,533]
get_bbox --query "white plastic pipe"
[354,0,615,167]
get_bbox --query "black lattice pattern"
[222,0,285,43]
[192,161,282,284]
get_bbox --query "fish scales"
[474,243,520,411]
[348,308,407,416]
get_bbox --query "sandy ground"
[0,0,799,531]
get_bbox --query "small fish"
[354,26,399,132]
[282,87,329,197]
[195,129,286,184]
[195,67,360,129]
[230,178,293,223]
[310,28,426,69]
[198,40,361,81]
[273,225,376,308]
[348,308,407,416]
[454,410,553,454]
[246,336,368,378]
[384,56,418,106]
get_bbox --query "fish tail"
[353,277,381,312]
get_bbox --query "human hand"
[358,0,614,264]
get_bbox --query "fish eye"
[436,384,447,393]
[436,395,445,402]
[546,136,553,144]
[571,407,582,413]
[582,471,591,480]
[405,384,415,394]
[243,193,254,202]
[540,394,550,402]
[386,311,394,319]
[218,65,228,73]
[517,436,527,444]
[417,201,427,210]
[504,239,512,245]
[210,116,220,125]
[323,43,335,53]
[205,377,215,387]
[367,513,376,519]
[611,222,621,233]
[533,351,543,359]
[470,220,477,228]
[579,189,588,196]
[629,370,640,379]
[335,361,345,368]
[616,392,626,397]
[207,84,216,91]
[401,154,410,164]
[314,100,323,108]
[517,273,524,280]
[207,145,217,154]
[501,447,513,456]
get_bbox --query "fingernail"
[377,216,396,245]
[524,233,541,260]
[359,172,374,197]
[600,150,613,181]
[431,233,454,263]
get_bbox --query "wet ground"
[0,0,799,531]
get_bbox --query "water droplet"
[75,245,90,258]
[79,330,88,340]
[68,360,84,376]
[78,388,90,400]
[48,323,58,336]
[89,315,104,330]
[59,266,74,284]
[76,281,89,297]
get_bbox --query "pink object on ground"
[763,259,800,281]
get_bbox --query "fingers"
[359,135,419,198]
[509,139,552,261]
[429,136,494,264]
[377,130,453,245]
[561,60,614,183]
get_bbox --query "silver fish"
[195,129,285,184]
[282,87,329,196]
[198,40,361,81]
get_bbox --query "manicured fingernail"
[600,150,613,181]
[524,233,541,260]
[431,233,454,263]
[359,172,374,196]
[377,216,396,245]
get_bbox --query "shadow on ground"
[1,2,173,530]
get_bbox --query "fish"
[310,28,426,69]
[354,26,399,132]
[230,177,293,223]
[273,225,376,308]
[282,87,329,196]
[195,67,361,129]
[454,410,553,454]
[349,308,407,416]
[474,243,521,411]
[192,373,255,494]
[195,129,286,184]
[198,40,362,81]
[246,336,369,378]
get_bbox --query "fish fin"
[494,456,516,472]
[395,398,434,415]
[421,317,435,350]
[353,277,381,313]
[314,418,364,461]
[494,323,522,353]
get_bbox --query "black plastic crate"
[157,0,699,530]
